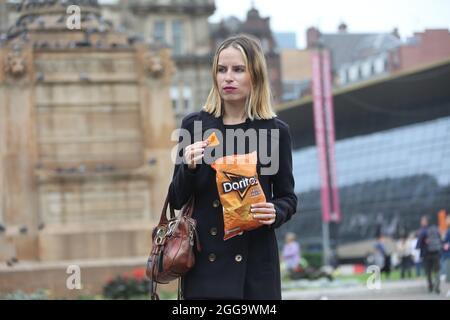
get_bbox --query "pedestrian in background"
[410,232,422,277]
[282,232,301,275]
[416,216,442,294]
[374,234,391,279]
[397,234,413,279]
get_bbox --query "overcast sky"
[100,0,450,48]
[210,0,450,48]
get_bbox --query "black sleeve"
[269,120,298,229]
[168,113,200,210]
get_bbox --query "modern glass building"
[277,59,450,253]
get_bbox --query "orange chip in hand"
[206,132,220,147]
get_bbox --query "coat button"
[235,254,243,262]
[210,227,218,236]
[208,253,216,262]
[212,200,220,208]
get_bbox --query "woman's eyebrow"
[217,64,246,68]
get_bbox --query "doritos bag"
[211,151,266,240]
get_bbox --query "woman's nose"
[225,71,234,82]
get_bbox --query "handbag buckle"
[166,220,178,237]
[154,227,167,245]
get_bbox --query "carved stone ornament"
[5,50,27,78]
[159,49,176,80]
[143,53,164,78]
[143,49,176,81]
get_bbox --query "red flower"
[132,268,146,281]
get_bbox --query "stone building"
[0,0,176,275]
[102,0,216,124]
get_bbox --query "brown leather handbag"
[146,193,200,300]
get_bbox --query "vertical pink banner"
[312,51,331,223]
[322,50,342,223]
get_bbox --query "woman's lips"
[223,87,237,93]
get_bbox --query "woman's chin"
[222,96,247,104]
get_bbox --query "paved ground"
[282,278,450,300]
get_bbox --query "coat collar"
[199,110,258,132]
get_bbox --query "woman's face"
[216,47,252,106]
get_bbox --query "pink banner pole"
[322,50,342,223]
[312,51,331,223]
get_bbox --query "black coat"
[169,110,298,299]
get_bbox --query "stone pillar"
[0,45,40,261]
[136,46,177,222]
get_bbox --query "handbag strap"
[157,194,174,226]
[158,190,195,226]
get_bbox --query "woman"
[282,232,301,274]
[169,34,297,300]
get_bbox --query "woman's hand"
[184,140,209,170]
[251,202,276,226]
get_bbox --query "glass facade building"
[280,115,450,249]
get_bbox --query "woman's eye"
[218,67,226,73]
[234,67,245,72]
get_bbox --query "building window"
[374,57,385,74]
[358,66,363,80]
[154,21,166,44]
[361,61,371,79]
[183,87,192,112]
[172,20,184,56]
[170,86,192,116]
[349,65,359,82]
[170,87,178,113]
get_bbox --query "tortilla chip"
[206,132,220,147]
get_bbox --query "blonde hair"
[203,34,277,120]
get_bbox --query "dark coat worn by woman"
[169,110,298,300]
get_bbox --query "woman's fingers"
[191,154,204,163]
[251,202,275,209]
[253,213,276,219]
[253,213,276,225]
[184,142,207,168]
[250,202,276,225]
[251,208,274,214]
[258,218,276,225]
[251,203,275,215]
[186,147,205,159]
